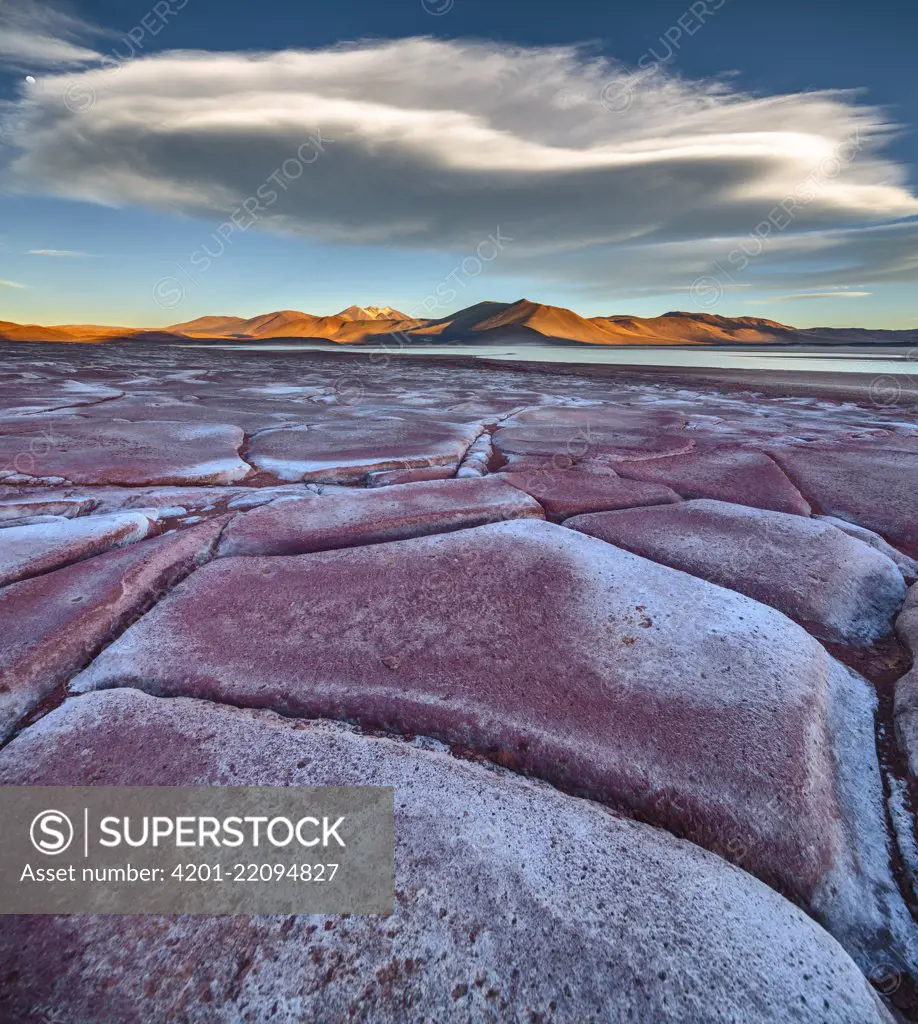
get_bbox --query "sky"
[0,0,916,329]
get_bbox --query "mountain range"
[1,300,915,347]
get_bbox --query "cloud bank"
[2,36,916,297]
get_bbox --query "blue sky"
[0,0,916,329]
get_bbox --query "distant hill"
[1,300,916,348]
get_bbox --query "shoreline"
[3,338,916,406]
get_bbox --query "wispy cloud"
[0,279,28,289]
[27,248,93,257]
[0,36,916,297]
[746,290,873,303]
[0,0,101,70]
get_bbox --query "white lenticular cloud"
[1,36,916,295]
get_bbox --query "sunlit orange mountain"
[2,301,916,347]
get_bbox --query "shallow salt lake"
[193,341,918,376]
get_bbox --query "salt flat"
[1,341,917,1021]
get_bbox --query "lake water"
[203,341,918,376]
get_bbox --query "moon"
[25,76,36,85]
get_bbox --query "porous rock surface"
[2,344,917,1020]
[0,688,894,1024]
[72,519,913,974]
[0,509,156,585]
[247,416,482,483]
[768,444,918,557]
[0,517,226,741]
[0,418,250,486]
[895,583,918,776]
[612,446,812,515]
[817,515,918,583]
[217,476,544,556]
[498,465,681,519]
[566,499,907,645]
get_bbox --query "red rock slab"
[897,583,918,651]
[492,424,695,463]
[0,517,227,741]
[0,514,67,528]
[895,584,918,776]
[0,381,122,416]
[768,444,918,556]
[0,690,894,1024]
[0,484,311,517]
[565,499,906,646]
[71,394,321,433]
[503,404,687,431]
[247,419,481,483]
[494,453,575,474]
[817,515,918,583]
[216,477,544,557]
[366,465,456,486]
[0,420,250,486]
[0,510,156,586]
[611,448,811,515]
[72,521,912,972]
[500,466,681,520]
[0,494,96,521]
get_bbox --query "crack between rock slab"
[19,683,818,891]
[0,527,164,590]
[37,674,878,943]
[824,632,918,934]
[761,450,916,565]
[0,514,238,752]
[0,390,127,419]
[235,432,261,484]
[755,450,815,516]
[218,507,548,558]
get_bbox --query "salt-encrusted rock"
[72,520,915,974]
[217,477,544,557]
[817,515,918,583]
[0,518,226,741]
[366,465,455,487]
[0,689,894,1024]
[0,380,122,416]
[895,584,918,776]
[769,444,918,556]
[493,424,694,463]
[897,584,918,651]
[501,404,687,429]
[566,499,906,645]
[0,484,310,517]
[0,510,156,586]
[456,430,495,477]
[895,671,918,778]
[0,494,96,521]
[612,447,812,515]
[500,466,681,520]
[0,514,69,528]
[0,420,250,486]
[68,393,314,434]
[247,418,481,483]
